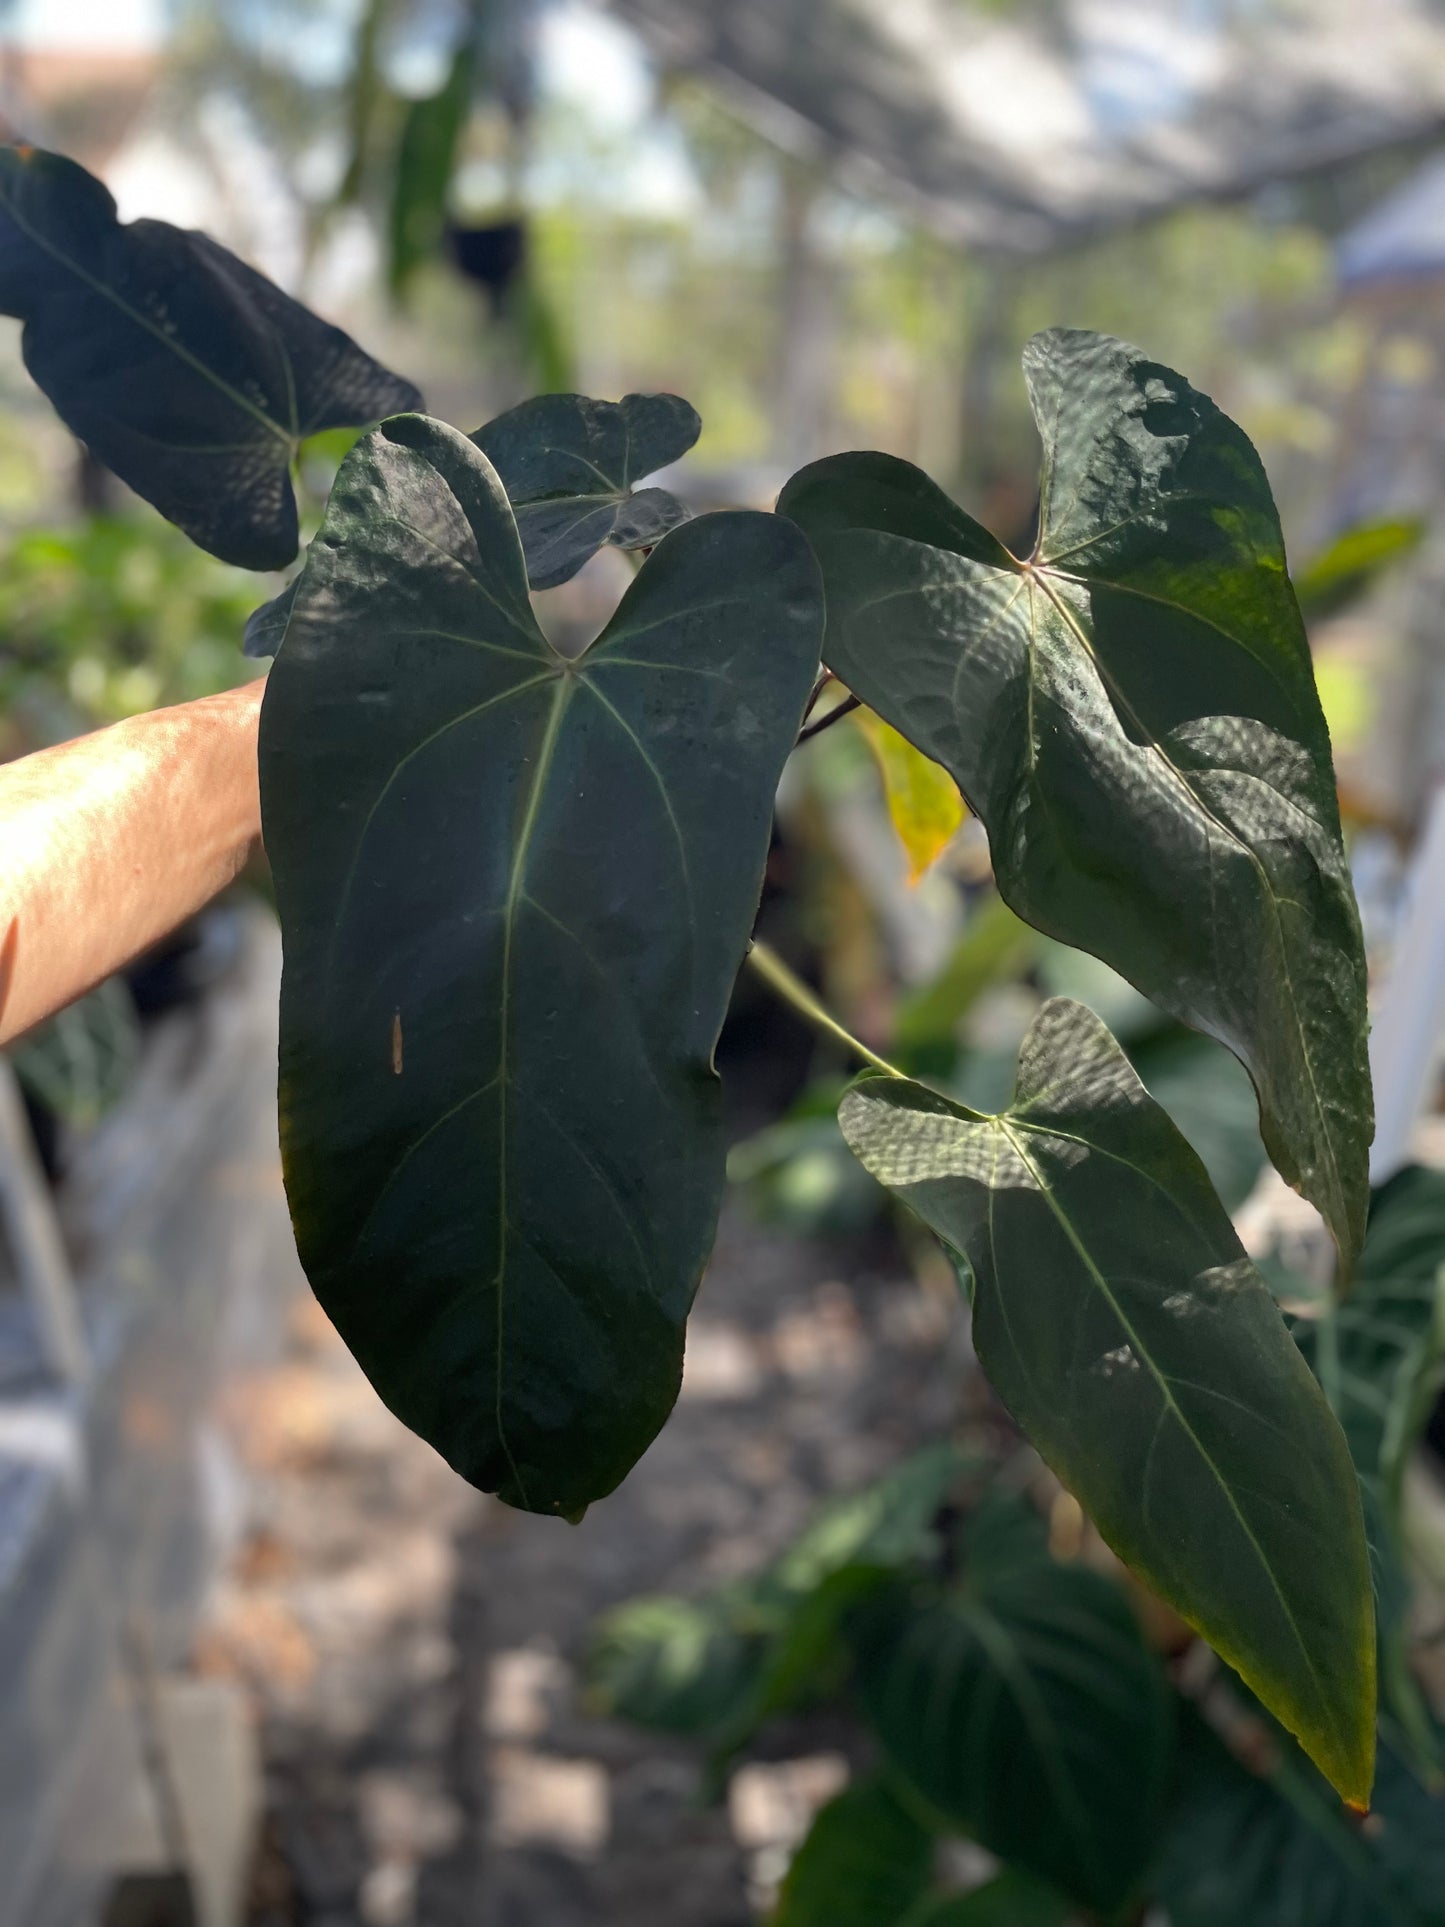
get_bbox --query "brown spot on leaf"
[392,1010,403,1074]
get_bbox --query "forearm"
[0,681,264,1045]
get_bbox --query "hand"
[0,676,266,1044]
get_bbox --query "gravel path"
[208,1205,967,1927]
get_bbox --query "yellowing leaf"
[855,709,965,880]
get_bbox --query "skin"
[0,679,265,1045]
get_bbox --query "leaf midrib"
[492,672,575,1507]
[991,1111,1351,1774]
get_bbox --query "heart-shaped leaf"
[771,1774,935,1927]
[780,328,1373,1262]
[0,143,421,569]
[838,998,1376,1806]
[259,415,821,1516]
[851,1555,1172,1912]
[471,390,701,588]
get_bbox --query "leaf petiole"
[746,939,903,1078]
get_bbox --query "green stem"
[746,939,904,1078]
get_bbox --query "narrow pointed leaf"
[851,1558,1172,1911]
[838,998,1376,1804]
[781,328,1372,1261]
[259,416,821,1516]
[771,1774,935,1927]
[472,391,700,588]
[0,144,421,569]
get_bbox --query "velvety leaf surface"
[780,328,1372,1261]
[259,414,821,1516]
[471,390,700,588]
[0,144,421,569]
[851,1555,1172,1911]
[770,1774,935,1927]
[1158,1709,1445,1927]
[838,998,1376,1805]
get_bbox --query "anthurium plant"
[2,140,1423,1916]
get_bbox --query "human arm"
[0,679,265,1045]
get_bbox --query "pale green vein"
[326,670,556,983]
[0,182,293,446]
[492,676,575,1506]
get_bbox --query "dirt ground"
[202,1204,970,1927]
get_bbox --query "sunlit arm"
[0,680,265,1045]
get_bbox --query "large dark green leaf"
[0,144,421,569]
[780,328,1372,1262]
[472,391,701,588]
[851,1556,1172,1912]
[1158,1708,1445,1927]
[838,998,1376,1805]
[771,1774,935,1927]
[259,415,821,1516]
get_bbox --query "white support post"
[1369,782,1445,1185]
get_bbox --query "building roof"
[607,0,1445,252]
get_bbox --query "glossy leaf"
[259,414,821,1516]
[901,1873,1070,1927]
[771,1774,934,1927]
[851,1556,1172,1911]
[1158,1708,1445,1927]
[0,143,421,569]
[471,391,701,588]
[781,328,1373,1261]
[838,998,1376,1804]
[856,710,965,880]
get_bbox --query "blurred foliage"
[0,509,261,743]
[854,711,965,881]
[7,979,140,1131]
[597,1160,1445,1920]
